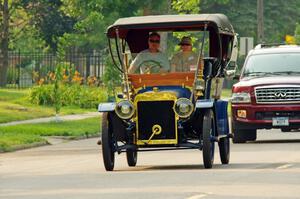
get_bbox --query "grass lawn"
[221,88,232,99]
[0,117,101,152]
[0,89,95,123]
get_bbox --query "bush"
[29,84,55,105]
[29,84,108,108]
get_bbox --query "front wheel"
[231,121,257,143]
[101,112,115,171]
[202,109,215,169]
[218,137,230,164]
[126,149,137,167]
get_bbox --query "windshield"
[242,53,300,77]
[126,31,209,74]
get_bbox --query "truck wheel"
[202,109,215,169]
[126,149,137,167]
[232,121,256,143]
[281,128,291,132]
[218,137,230,164]
[101,112,115,171]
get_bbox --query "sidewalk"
[0,112,101,127]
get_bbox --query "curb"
[0,141,49,153]
[0,134,101,153]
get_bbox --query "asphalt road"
[1,129,300,199]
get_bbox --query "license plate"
[272,117,289,126]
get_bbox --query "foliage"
[8,1,46,51]
[29,84,108,109]
[0,89,93,123]
[53,63,63,114]
[15,0,76,51]
[294,23,300,43]
[103,57,122,97]
[0,117,100,152]
[172,0,200,14]
[200,0,300,43]
[5,0,300,53]
[59,0,170,51]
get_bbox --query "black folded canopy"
[107,14,235,61]
[107,14,234,38]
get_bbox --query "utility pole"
[257,0,264,43]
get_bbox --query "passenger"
[171,36,199,72]
[128,32,170,74]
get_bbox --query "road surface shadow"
[243,139,300,144]
[143,164,203,170]
[123,162,300,171]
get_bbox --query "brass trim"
[114,100,135,119]
[173,98,195,118]
[137,139,177,145]
[134,91,178,146]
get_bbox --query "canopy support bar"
[107,37,123,73]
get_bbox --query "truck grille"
[255,86,300,104]
[256,111,300,120]
[137,101,176,140]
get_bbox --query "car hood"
[235,76,300,87]
[137,86,191,98]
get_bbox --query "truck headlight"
[115,100,135,119]
[231,92,251,103]
[174,98,194,118]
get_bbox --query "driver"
[128,32,170,74]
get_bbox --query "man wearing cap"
[171,36,199,72]
[128,32,170,74]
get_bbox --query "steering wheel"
[138,60,162,74]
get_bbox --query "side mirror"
[225,69,236,77]
[233,74,240,80]
[225,61,237,79]
[225,33,239,79]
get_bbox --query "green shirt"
[171,51,198,72]
[129,49,170,74]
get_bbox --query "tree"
[172,0,200,14]
[0,0,9,87]
[294,23,300,43]
[17,0,76,51]
[200,0,300,43]
[59,0,170,51]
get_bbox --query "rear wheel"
[126,149,137,167]
[232,121,256,143]
[202,109,215,169]
[281,128,292,132]
[218,137,230,164]
[101,112,115,171]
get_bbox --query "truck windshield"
[242,53,300,77]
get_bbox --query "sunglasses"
[181,44,191,46]
[149,39,160,43]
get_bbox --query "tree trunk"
[0,0,9,87]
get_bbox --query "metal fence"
[6,49,107,88]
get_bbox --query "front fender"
[195,99,214,109]
[98,102,116,112]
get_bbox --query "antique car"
[231,44,300,143]
[98,14,236,171]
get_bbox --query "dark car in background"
[231,44,300,143]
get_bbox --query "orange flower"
[38,78,45,85]
[48,72,56,81]
[74,71,80,76]
[63,74,68,80]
